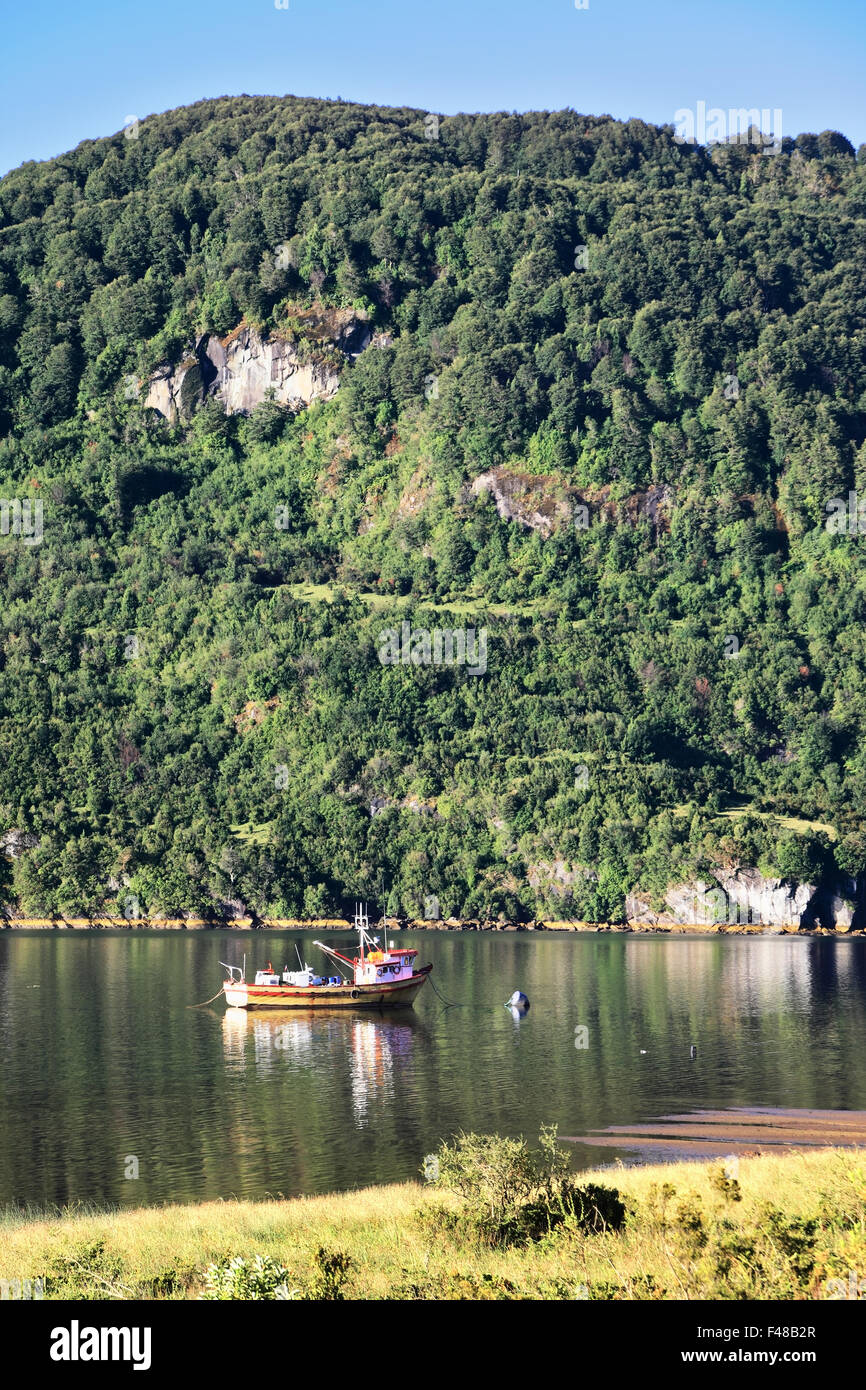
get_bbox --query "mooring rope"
[426,975,468,1009]
[187,986,227,1008]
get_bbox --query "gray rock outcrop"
[470,469,573,536]
[685,870,814,927]
[627,868,860,929]
[145,308,371,423]
[1,829,38,860]
[468,470,674,538]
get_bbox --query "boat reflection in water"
[221,1005,250,1075]
[221,1008,422,1126]
[349,1015,417,1127]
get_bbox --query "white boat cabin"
[354,948,417,985]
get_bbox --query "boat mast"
[357,902,366,962]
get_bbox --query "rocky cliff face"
[626,869,859,930]
[470,469,575,536]
[468,468,674,537]
[1,829,38,860]
[144,307,371,422]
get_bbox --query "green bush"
[41,1239,128,1300]
[642,1181,821,1298]
[427,1124,626,1247]
[307,1246,353,1301]
[415,1202,461,1241]
[200,1254,299,1300]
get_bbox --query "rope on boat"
[187,986,227,1008]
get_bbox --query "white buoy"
[506,990,530,1011]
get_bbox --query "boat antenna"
[296,943,304,969]
[380,873,388,954]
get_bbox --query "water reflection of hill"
[0,931,864,1206]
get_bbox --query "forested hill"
[1,95,865,921]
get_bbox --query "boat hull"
[223,966,431,1010]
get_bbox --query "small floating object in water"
[639,1049,647,1054]
[690,1044,698,1059]
[506,990,530,1011]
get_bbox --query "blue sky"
[2,0,864,176]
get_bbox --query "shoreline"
[1,1146,861,1300]
[1,916,862,935]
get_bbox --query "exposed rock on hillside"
[1,829,38,860]
[805,886,857,930]
[468,468,674,537]
[470,469,574,536]
[528,859,597,891]
[672,872,814,926]
[626,868,860,929]
[145,306,371,422]
[367,794,441,819]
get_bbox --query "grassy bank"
[1,1147,864,1300]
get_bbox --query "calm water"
[1,931,865,1208]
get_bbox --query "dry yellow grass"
[2,1147,863,1300]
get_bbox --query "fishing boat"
[220,905,431,1010]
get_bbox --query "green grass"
[229,820,275,846]
[285,583,549,621]
[1,1148,863,1300]
[726,812,838,841]
[672,803,838,841]
[359,591,413,612]
[286,582,340,604]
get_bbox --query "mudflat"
[565,1107,866,1158]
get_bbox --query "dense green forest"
[1,95,865,920]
